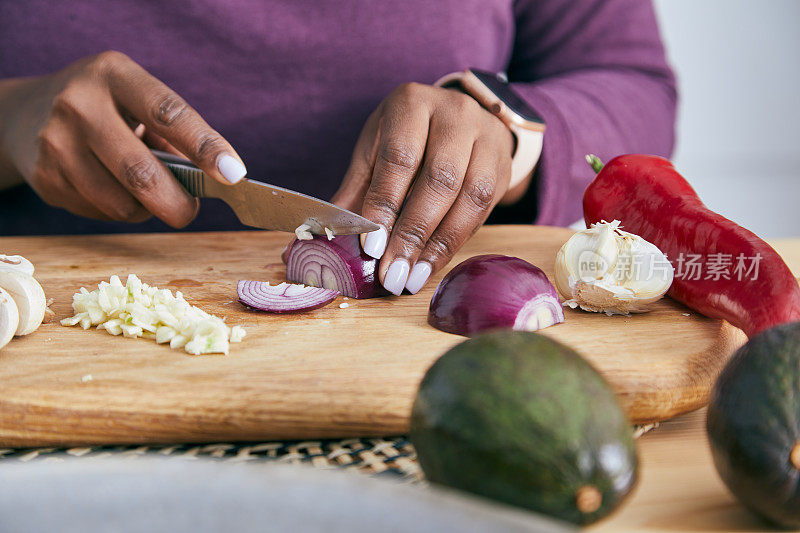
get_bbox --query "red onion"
[284,235,388,299]
[428,254,565,337]
[238,280,339,313]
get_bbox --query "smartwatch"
[434,69,545,189]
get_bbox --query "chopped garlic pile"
[60,274,246,355]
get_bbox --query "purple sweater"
[0,0,676,235]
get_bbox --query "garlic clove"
[561,223,618,279]
[294,223,313,240]
[555,220,673,315]
[0,255,34,276]
[612,232,675,298]
[554,221,620,299]
[0,270,47,335]
[0,287,20,349]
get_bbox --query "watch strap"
[434,70,544,190]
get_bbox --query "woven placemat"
[0,423,658,479]
[0,437,422,480]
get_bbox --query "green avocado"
[707,321,800,528]
[410,331,638,525]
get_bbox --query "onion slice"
[238,280,339,313]
[428,254,565,337]
[284,235,388,299]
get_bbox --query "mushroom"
[0,287,20,349]
[0,270,46,336]
[0,255,35,276]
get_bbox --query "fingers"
[360,87,431,260]
[378,114,473,295]
[406,136,509,294]
[55,187,115,221]
[34,164,113,222]
[86,111,199,228]
[54,129,150,223]
[16,51,225,226]
[32,119,135,222]
[105,53,246,185]
[336,83,513,296]
[329,108,381,213]
[135,123,186,158]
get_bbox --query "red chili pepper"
[582,154,800,338]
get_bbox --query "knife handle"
[163,162,207,197]
[151,150,208,198]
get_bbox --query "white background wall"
[653,0,800,238]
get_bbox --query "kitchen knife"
[152,150,378,236]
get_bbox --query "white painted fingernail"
[383,258,410,296]
[405,262,432,294]
[362,226,388,259]
[218,154,246,184]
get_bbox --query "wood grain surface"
[590,408,772,532]
[0,225,746,446]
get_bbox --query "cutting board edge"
[621,320,747,424]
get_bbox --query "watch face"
[470,69,544,124]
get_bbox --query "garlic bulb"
[554,220,674,315]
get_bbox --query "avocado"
[707,321,800,528]
[410,331,638,525]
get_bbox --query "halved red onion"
[284,235,388,299]
[428,254,565,337]
[238,280,339,313]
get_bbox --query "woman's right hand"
[0,51,246,226]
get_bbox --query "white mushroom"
[0,255,34,276]
[0,270,46,336]
[0,287,20,349]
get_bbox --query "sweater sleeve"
[507,0,677,227]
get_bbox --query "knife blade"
[152,150,379,236]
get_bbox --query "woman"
[0,0,676,295]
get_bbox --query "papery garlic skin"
[555,220,674,315]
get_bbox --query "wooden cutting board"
[0,225,746,446]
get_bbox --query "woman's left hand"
[331,82,514,296]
